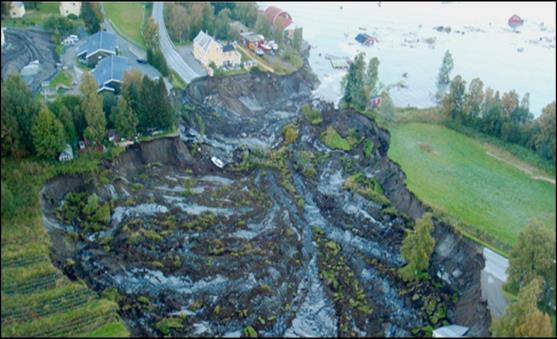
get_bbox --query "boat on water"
[359,27,367,31]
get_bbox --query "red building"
[508,14,524,30]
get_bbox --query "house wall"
[86,50,116,66]
[10,4,25,18]
[60,2,82,17]
[193,41,224,68]
[223,50,241,67]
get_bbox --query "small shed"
[355,33,377,46]
[432,325,469,338]
[58,144,74,162]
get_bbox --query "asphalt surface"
[481,247,509,319]
[152,2,203,83]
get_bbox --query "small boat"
[359,27,367,31]
[517,47,524,52]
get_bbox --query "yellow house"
[193,31,242,71]
[10,2,25,18]
[193,31,223,68]
[59,2,82,17]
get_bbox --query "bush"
[1,181,17,220]
[302,104,322,125]
[283,123,298,145]
[321,126,352,151]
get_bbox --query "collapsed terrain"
[41,65,490,337]
[1,28,59,93]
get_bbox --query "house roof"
[77,31,118,59]
[264,6,292,28]
[223,44,235,52]
[92,56,130,91]
[432,325,469,338]
[193,31,220,55]
[355,33,372,43]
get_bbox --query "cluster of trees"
[143,17,169,76]
[399,213,436,282]
[441,74,556,162]
[492,222,555,336]
[165,2,258,43]
[1,71,175,160]
[436,51,555,163]
[81,2,103,34]
[341,52,381,111]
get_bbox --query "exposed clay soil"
[41,65,490,337]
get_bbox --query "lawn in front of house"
[103,2,146,48]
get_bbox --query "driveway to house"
[481,247,510,319]
[152,1,203,83]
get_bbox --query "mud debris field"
[40,67,490,337]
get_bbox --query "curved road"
[152,1,202,83]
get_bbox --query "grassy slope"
[103,2,145,48]
[388,122,556,252]
[1,156,129,337]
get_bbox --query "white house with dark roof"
[77,31,118,66]
[92,55,130,93]
[10,2,26,18]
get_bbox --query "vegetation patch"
[343,173,390,207]
[389,122,556,250]
[321,126,352,151]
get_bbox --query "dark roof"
[92,56,130,91]
[223,44,235,52]
[77,31,118,59]
[355,33,371,43]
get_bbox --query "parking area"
[175,45,208,76]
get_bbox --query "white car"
[211,156,225,168]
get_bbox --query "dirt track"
[1,28,59,93]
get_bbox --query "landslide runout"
[39,68,489,337]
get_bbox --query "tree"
[366,57,380,98]
[436,50,454,101]
[342,52,367,111]
[399,213,436,282]
[255,13,272,38]
[492,278,553,337]
[82,2,103,34]
[153,78,174,130]
[232,2,258,28]
[166,4,189,43]
[292,27,303,52]
[143,17,159,49]
[122,70,143,122]
[80,73,106,144]
[214,8,232,40]
[49,97,77,145]
[505,222,556,308]
[1,75,40,155]
[501,90,520,120]
[464,78,484,126]
[114,97,138,139]
[534,102,556,162]
[442,75,466,122]
[31,107,66,159]
[379,90,396,123]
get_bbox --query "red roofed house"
[264,6,301,41]
[508,14,524,30]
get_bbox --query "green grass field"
[103,2,145,48]
[1,156,129,337]
[388,123,556,252]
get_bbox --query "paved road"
[481,247,510,319]
[152,2,203,83]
